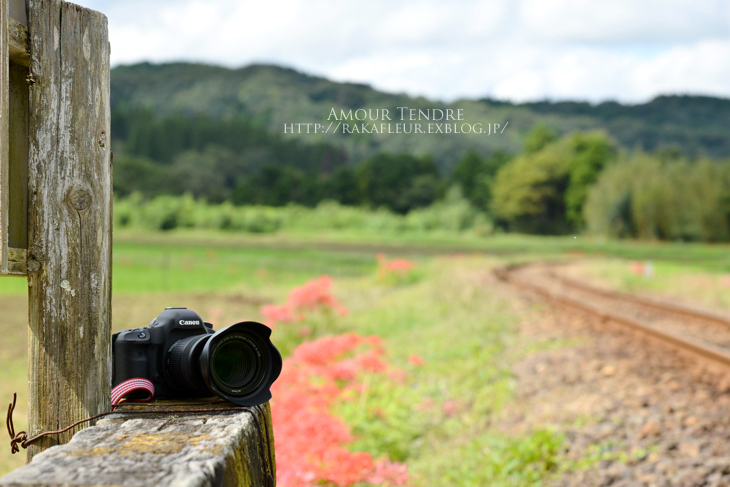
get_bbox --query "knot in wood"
[26,259,40,273]
[68,188,93,211]
[98,131,106,149]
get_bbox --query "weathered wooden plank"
[1,20,30,276]
[8,61,29,253]
[0,0,10,275]
[26,0,112,460]
[1,8,30,276]
[9,17,30,67]
[7,246,27,274]
[0,403,277,487]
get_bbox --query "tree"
[492,130,616,233]
[356,153,441,213]
[170,148,231,203]
[450,151,484,202]
[524,124,557,154]
[450,151,512,210]
[113,155,176,197]
[234,166,310,206]
[584,154,730,242]
[491,142,572,234]
[322,166,359,205]
[563,131,617,227]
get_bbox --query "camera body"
[112,307,281,406]
[112,307,212,399]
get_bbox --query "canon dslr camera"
[113,307,282,406]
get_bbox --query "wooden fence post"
[24,0,112,460]
[1,5,277,484]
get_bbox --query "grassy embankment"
[1,231,729,484]
[560,259,730,313]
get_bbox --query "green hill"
[109,62,730,239]
[111,62,730,174]
[506,96,730,158]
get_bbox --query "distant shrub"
[584,155,730,241]
[113,192,491,235]
[141,194,198,230]
[405,186,492,233]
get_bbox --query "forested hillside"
[110,62,730,240]
[111,62,730,172]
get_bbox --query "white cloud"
[519,0,729,43]
[629,40,730,99]
[84,0,730,102]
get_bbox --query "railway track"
[495,263,730,369]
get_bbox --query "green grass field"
[113,228,730,270]
[2,232,729,484]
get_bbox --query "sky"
[83,0,730,104]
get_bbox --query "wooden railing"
[0,402,276,486]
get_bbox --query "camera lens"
[201,321,282,406]
[210,335,265,396]
[166,334,210,395]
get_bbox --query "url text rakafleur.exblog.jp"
[283,107,509,135]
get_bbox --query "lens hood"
[200,321,282,406]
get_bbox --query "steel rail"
[495,266,730,368]
[548,271,730,327]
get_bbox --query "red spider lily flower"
[442,400,461,417]
[366,460,409,486]
[387,369,409,384]
[260,275,349,327]
[384,259,415,272]
[408,354,424,366]
[293,333,364,366]
[417,398,435,411]
[271,333,410,486]
[262,278,407,486]
[375,255,417,285]
[355,349,388,373]
[260,304,295,328]
[365,335,383,346]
